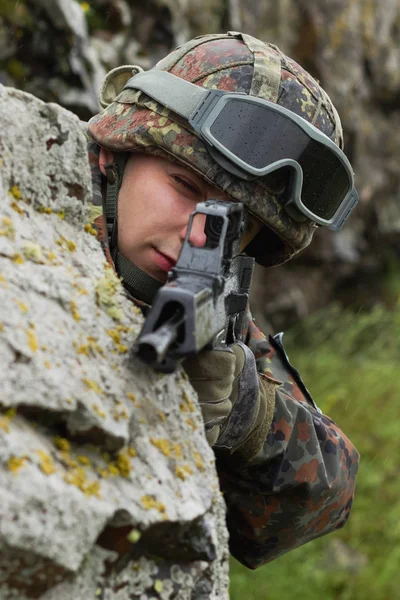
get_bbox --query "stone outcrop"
[0,85,229,599]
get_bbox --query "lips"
[153,248,177,272]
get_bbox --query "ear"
[99,147,114,176]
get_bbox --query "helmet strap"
[103,153,162,305]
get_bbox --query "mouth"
[152,248,177,273]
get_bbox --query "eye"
[173,175,200,195]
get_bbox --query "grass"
[229,303,400,600]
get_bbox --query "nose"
[179,212,207,247]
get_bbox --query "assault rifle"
[135,200,255,373]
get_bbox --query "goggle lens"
[209,99,351,221]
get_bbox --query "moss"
[95,266,123,322]
[23,242,45,263]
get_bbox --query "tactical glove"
[183,342,278,462]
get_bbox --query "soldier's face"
[99,150,231,283]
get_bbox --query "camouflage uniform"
[87,137,359,568]
[87,31,359,568]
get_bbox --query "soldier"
[87,31,359,568]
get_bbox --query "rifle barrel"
[136,309,184,366]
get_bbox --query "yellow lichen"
[74,343,89,356]
[92,403,106,418]
[181,390,195,412]
[70,300,81,322]
[10,201,24,215]
[150,438,172,456]
[36,450,56,475]
[0,417,10,432]
[108,463,120,476]
[173,443,183,459]
[12,253,24,264]
[97,468,109,479]
[44,360,51,369]
[175,466,187,480]
[84,378,103,395]
[154,580,163,593]
[8,455,27,474]
[67,240,76,252]
[193,452,205,471]
[158,411,167,422]
[26,327,38,352]
[73,282,89,295]
[84,223,98,236]
[112,407,129,421]
[63,466,101,497]
[115,451,132,477]
[37,206,53,214]
[15,299,28,313]
[126,392,136,403]
[53,436,71,452]
[77,455,92,466]
[0,274,6,286]
[0,217,15,239]
[9,185,22,200]
[46,251,58,262]
[185,418,197,430]
[106,327,129,353]
[141,495,166,514]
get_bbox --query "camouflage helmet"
[88,31,344,266]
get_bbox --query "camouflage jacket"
[88,139,359,569]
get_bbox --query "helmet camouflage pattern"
[88,31,344,266]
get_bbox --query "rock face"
[2,0,399,329]
[0,86,229,599]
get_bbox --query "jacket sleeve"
[215,317,359,569]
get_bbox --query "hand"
[183,342,278,461]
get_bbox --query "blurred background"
[1,0,399,598]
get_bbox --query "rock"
[0,85,229,599]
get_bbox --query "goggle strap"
[124,70,208,122]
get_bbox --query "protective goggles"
[124,70,359,230]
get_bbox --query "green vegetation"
[230,303,400,600]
